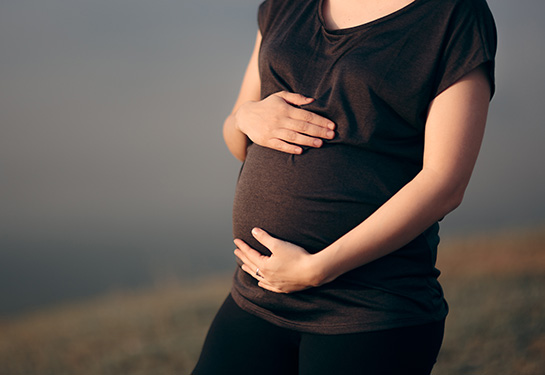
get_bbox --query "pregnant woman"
[193,0,496,373]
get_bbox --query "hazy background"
[1,0,544,316]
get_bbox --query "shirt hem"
[230,286,448,335]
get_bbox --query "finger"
[267,138,303,154]
[288,107,336,130]
[287,119,336,140]
[258,281,286,294]
[274,91,314,107]
[251,228,286,255]
[234,247,256,270]
[234,247,261,279]
[241,263,263,280]
[234,238,267,266]
[272,129,323,148]
[281,120,335,141]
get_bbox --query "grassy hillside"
[1,226,544,375]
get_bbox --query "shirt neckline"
[317,0,423,35]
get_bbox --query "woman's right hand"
[234,91,336,155]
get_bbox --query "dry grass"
[0,226,544,375]
[0,277,231,375]
[433,226,545,375]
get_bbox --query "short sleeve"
[257,0,273,36]
[432,0,497,99]
[257,0,289,38]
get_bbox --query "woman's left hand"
[234,228,323,293]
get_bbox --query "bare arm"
[235,66,491,292]
[222,32,262,161]
[223,31,336,161]
[310,66,491,285]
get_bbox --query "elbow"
[232,150,247,162]
[224,137,247,162]
[224,136,247,162]
[223,116,247,162]
[419,168,470,217]
[442,185,466,216]
[447,191,464,212]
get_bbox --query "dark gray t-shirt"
[231,0,496,334]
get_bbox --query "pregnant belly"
[232,144,415,255]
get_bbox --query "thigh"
[191,294,300,375]
[299,320,445,375]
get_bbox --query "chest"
[321,0,417,30]
[258,0,446,128]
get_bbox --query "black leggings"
[192,294,444,375]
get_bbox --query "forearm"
[311,67,490,286]
[222,30,261,162]
[312,169,463,285]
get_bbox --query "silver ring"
[256,267,262,278]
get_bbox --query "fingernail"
[313,139,322,147]
[252,228,261,235]
[328,123,335,130]
[327,130,335,138]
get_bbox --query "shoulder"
[258,0,293,21]
[258,0,309,35]
[258,0,292,12]
[428,0,497,99]
[426,0,492,10]
[446,0,497,42]
[420,0,494,20]
[458,0,494,12]
[421,0,496,39]
[444,0,495,21]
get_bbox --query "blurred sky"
[1,0,544,316]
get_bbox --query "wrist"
[308,247,340,287]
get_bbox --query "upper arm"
[222,31,263,161]
[422,65,492,199]
[231,31,263,114]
